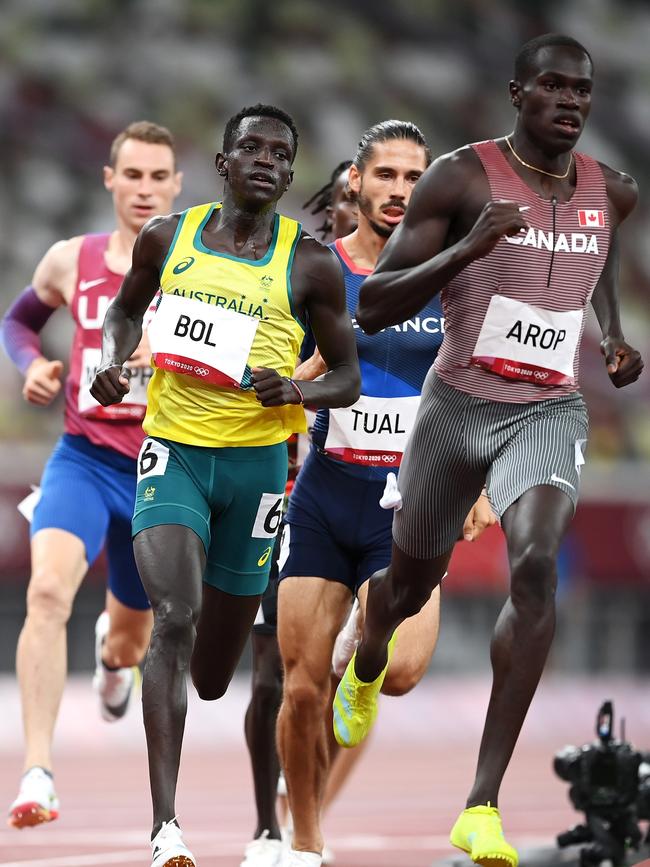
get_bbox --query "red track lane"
[1,676,648,866]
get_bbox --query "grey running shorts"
[393,371,588,559]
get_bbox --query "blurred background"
[1,0,649,677]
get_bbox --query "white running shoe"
[93,611,139,722]
[150,819,195,867]
[321,844,335,864]
[331,599,361,678]
[240,829,284,866]
[281,849,322,867]
[8,767,59,829]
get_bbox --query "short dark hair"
[353,120,431,172]
[222,103,299,160]
[110,120,176,167]
[514,33,593,82]
[303,160,353,240]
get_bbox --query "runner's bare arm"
[591,168,643,388]
[1,238,82,404]
[253,238,360,409]
[90,216,177,406]
[31,237,82,308]
[293,347,326,381]
[357,149,528,333]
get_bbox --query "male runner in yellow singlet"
[91,104,360,867]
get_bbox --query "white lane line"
[0,852,146,867]
[0,834,551,866]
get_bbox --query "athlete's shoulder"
[39,235,85,274]
[596,162,638,224]
[136,212,184,268]
[294,229,339,265]
[404,143,485,220]
[291,230,343,291]
[32,235,85,306]
[424,143,484,180]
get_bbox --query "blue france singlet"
[311,237,446,481]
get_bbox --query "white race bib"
[471,295,583,386]
[78,347,151,420]
[148,293,258,387]
[325,395,419,467]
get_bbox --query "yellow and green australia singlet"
[144,202,307,447]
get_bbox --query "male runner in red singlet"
[334,34,643,867]
[1,122,181,828]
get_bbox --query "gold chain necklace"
[505,135,573,180]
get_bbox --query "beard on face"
[357,190,395,239]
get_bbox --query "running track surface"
[1,675,648,866]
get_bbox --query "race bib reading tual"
[78,348,150,420]
[325,395,419,467]
[471,295,583,386]
[148,293,258,388]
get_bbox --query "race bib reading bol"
[148,293,259,387]
[325,395,419,467]
[471,295,583,386]
[78,348,150,420]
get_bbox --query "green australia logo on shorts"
[144,485,156,501]
[173,256,195,275]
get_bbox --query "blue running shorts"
[279,448,393,595]
[31,434,150,610]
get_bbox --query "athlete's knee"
[389,577,432,620]
[151,597,196,648]
[510,543,557,615]
[251,660,283,709]
[382,658,426,696]
[366,566,433,620]
[26,566,76,625]
[193,670,232,701]
[283,664,329,719]
[103,626,150,668]
[251,674,283,714]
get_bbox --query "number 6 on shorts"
[251,493,284,538]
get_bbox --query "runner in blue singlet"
[275,121,497,867]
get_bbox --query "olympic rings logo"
[533,370,550,380]
[194,367,210,377]
[382,455,398,463]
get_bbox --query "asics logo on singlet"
[193,366,210,377]
[173,256,195,274]
[505,228,599,255]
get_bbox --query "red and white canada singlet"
[64,234,149,459]
[434,139,610,403]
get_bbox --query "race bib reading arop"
[325,394,419,467]
[471,295,583,386]
[148,293,259,387]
